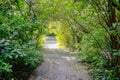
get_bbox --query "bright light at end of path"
[43,36,59,49]
[43,43,59,49]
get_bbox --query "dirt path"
[29,36,91,80]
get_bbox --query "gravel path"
[29,36,91,80]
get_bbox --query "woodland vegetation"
[0,0,120,80]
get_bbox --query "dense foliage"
[0,0,120,80]
[36,0,120,79]
[0,0,44,80]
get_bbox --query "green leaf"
[109,30,117,36]
[112,22,118,28]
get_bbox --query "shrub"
[0,39,44,80]
[76,28,119,79]
[0,1,45,79]
[0,60,12,79]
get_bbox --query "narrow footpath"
[29,36,91,80]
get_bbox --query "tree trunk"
[110,35,119,49]
[108,0,120,77]
[108,0,120,64]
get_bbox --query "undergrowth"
[77,28,120,80]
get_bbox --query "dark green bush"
[0,60,12,79]
[0,1,44,79]
[0,39,44,79]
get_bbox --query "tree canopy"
[0,0,120,80]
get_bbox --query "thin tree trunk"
[108,0,120,77]
[108,0,119,48]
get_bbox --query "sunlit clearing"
[43,36,59,49]
[43,42,59,49]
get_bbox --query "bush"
[10,46,44,80]
[0,1,45,79]
[0,39,44,80]
[90,68,119,80]
[76,28,119,80]
[0,60,12,79]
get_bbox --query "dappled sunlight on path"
[29,36,91,80]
